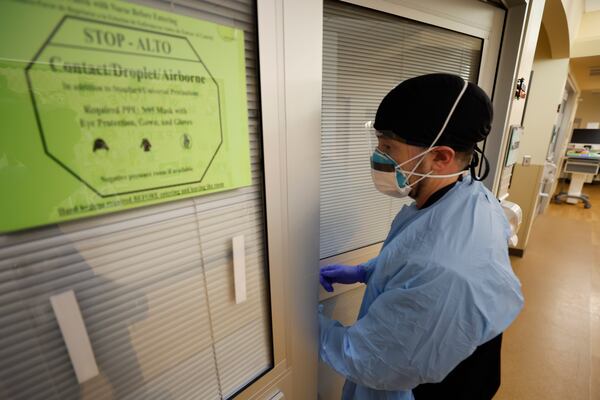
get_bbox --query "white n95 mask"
[370,148,464,198]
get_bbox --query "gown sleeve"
[319,267,489,391]
[360,256,378,283]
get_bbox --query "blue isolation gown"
[319,178,524,400]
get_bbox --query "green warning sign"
[0,0,252,232]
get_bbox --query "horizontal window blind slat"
[1,1,271,399]
[320,0,482,258]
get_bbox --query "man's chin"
[408,185,418,199]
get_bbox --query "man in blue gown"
[319,74,524,400]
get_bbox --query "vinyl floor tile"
[495,182,600,400]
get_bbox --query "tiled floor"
[495,182,600,400]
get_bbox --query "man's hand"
[319,264,367,292]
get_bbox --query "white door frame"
[548,73,580,199]
[486,0,533,194]
[250,0,528,398]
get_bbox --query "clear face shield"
[364,121,406,169]
[364,121,396,172]
[365,121,421,197]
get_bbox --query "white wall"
[563,0,586,44]
[519,57,570,164]
[569,0,600,57]
[496,0,546,198]
[574,90,600,126]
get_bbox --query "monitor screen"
[570,129,600,144]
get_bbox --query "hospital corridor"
[3,0,600,399]
[497,183,600,400]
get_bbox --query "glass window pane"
[320,0,483,259]
[0,1,272,399]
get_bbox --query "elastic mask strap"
[469,145,490,181]
[405,169,465,189]
[403,79,469,180]
[404,172,431,188]
[410,170,466,179]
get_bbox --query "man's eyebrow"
[377,131,408,143]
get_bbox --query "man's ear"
[430,146,455,170]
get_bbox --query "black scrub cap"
[373,73,493,181]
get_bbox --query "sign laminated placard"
[0,0,251,233]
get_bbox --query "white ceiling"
[570,56,600,90]
[586,0,600,12]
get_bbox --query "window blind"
[320,0,483,259]
[0,1,271,399]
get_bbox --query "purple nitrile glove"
[319,264,367,292]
